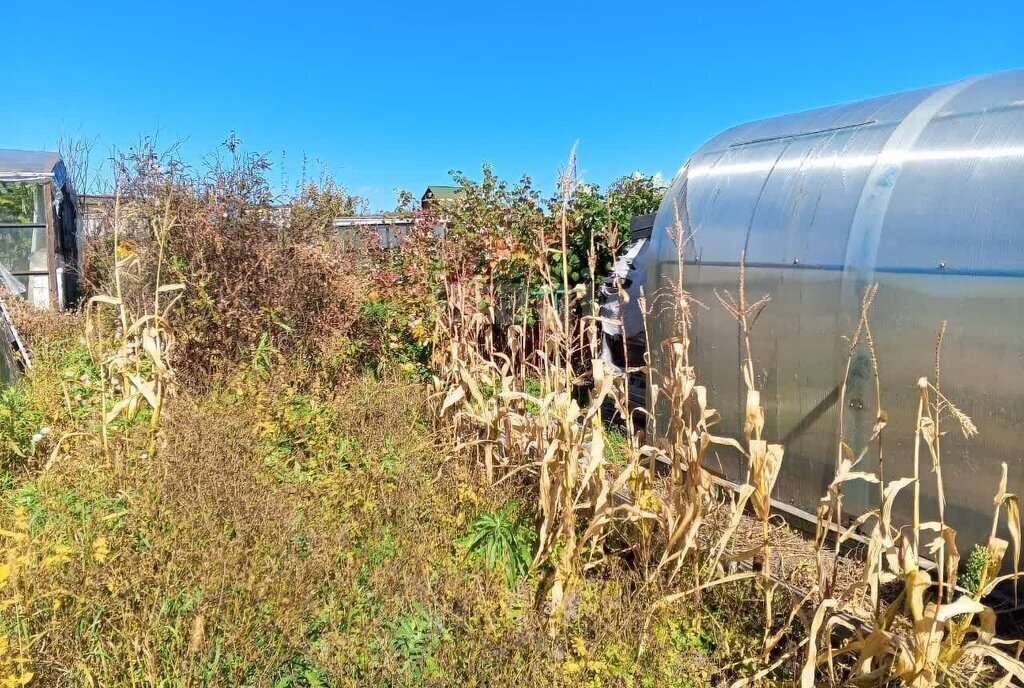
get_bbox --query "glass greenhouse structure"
[0,150,80,310]
[635,69,1024,548]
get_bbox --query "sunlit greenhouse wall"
[640,68,1024,548]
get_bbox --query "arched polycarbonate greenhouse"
[635,69,1024,548]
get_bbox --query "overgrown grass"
[0,337,760,686]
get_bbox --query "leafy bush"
[84,136,366,388]
[443,165,547,283]
[352,298,431,378]
[364,166,663,346]
[547,173,664,287]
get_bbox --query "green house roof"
[422,185,459,201]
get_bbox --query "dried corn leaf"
[1007,496,1021,586]
[987,537,1009,582]
[750,441,783,521]
[744,390,763,440]
[933,595,986,622]
[961,644,1024,682]
[440,386,466,415]
[125,371,160,409]
[881,477,916,534]
[800,598,836,688]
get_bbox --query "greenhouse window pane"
[0,182,44,224]
[0,225,47,273]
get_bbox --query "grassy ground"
[0,324,764,687]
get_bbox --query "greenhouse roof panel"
[0,150,64,183]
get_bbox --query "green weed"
[604,429,629,466]
[273,654,334,688]
[457,501,536,589]
[389,603,448,680]
[0,382,45,465]
[262,390,348,481]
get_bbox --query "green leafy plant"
[389,603,447,679]
[273,654,334,688]
[261,390,350,481]
[668,618,716,655]
[444,164,546,285]
[548,173,665,287]
[0,382,45,465]
[457,501,536,588]
[250,332,278,379]
[355,298,431,379]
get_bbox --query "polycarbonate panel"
[0,150,61,181]
[26,274,48,308]
[874,73,1024,274]
[8,272,28,295]
[0,226,46,273]
[640,69,1024,551]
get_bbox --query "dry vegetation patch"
[3,141,1022,687]
[2,354,762,686]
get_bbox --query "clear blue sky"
[5,0,1022,210]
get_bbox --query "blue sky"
[5,0,1022,210]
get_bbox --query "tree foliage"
[549,173,665,286]
[433,166,664,290]
[442,164,547,285]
